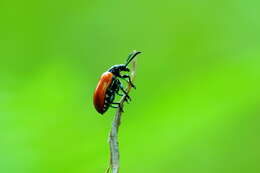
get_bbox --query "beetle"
[93,51,141,114]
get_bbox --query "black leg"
[119,82,131,101]
[115,87,130,103]
[110,105,119,108]
[116,89,123,96]
[111,102,120,105]
[119,75,136,89]
[111,102,124,112]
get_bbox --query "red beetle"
[93,51,141,114]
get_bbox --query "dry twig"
[106,51,138,173]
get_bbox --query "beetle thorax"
[108,64,127,76]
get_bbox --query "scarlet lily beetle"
[93,51,141,114]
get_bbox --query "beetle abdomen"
[93,72,114,114]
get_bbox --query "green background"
[1,0,260,172]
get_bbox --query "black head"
[108,64,129,76]
[108,51,141,76]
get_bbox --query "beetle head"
[108,51,141,76]
[108,64,128,76]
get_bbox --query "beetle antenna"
[125,51,141,67]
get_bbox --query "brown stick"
[107,51,138,173]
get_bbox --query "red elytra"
[93,72,113,114]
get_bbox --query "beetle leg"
[111,102,124,112]
[123,96,130,104]
[118,81,131,101]
[110,105,119,108]
[117,93,124,97]
[115,86,129,103]
[119,75,136,89]
[116,89,123,96]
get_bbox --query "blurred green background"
[1,0,260,172]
